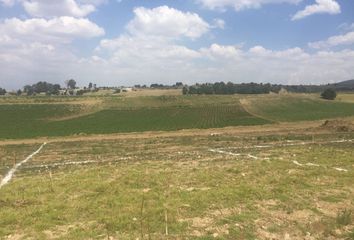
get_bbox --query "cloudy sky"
[0,0,354,89]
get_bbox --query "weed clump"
[336,209,352,226]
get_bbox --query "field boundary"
[239,98,277,123]
[0,142,46,189]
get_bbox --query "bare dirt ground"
[120,88,182,97]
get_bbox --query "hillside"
[1,93,354,139]
[330,79,354,91]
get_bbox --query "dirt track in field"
[0,120,336,146]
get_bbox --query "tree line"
[182,82,351,95]
[0,79,100,96]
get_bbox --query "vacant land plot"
[0,130,353,239]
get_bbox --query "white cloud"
[0,16,105,89]
[249,46,309,59]
[126,6,210,39]
[338,22,354,32]
[1,0,104,17]
[22,0,96,18]
[197,0,302,11]
[212,18,225,29]
[309,31,354,49]
[0,17,104,44]
[97,35,200,68]
[0,4,353,89]
[201,43,240,59]
[87,41,354,87]
[292,0,340,21]
[0,0,15,6]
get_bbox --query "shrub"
[321,89,337,100]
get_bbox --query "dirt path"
[239,98,278,123]
[0,120,331,147]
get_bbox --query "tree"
[65,79,77,89]
[321,89,337,100]
[88,82,93,89]
[0,88,6,95]
[175,82,183,87]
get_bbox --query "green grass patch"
[245,95,354,122]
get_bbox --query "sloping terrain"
[0,94,354,139]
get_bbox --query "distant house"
[121,87,133,92]
[59,89,84,96]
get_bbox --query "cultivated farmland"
[0,92,353,239]
[1,94,354,139]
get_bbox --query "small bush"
[321,89,337,100]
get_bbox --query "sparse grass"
[0,132,353,239]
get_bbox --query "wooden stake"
[165,207,169,236]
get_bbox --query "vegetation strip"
[22,157,132,169]
[0,142,46,189]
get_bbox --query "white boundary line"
[292,161,348,172]
[0,142,46,189]
[208,149,241,156]
[208,149,264,160]
[219,139,354,150]
[23,157,132,169]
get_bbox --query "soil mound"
[321,120,354,132]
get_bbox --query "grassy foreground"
[0,131,353,239]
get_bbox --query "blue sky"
[0,0,354,89]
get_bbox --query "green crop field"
[0,104,269,139]
[242,95,354,122]
[1,94,354,139]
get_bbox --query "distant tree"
[150,83,165,89]
[321,89,337,100]
[49,84,61,95]
[22,82,61,96]
[65,79,77,89]
[175,82,183,87]
[88,82,93,89]
[17,89,22,96]
[182,86,188,95]
[23,85,34,96]
[0,88,6,95]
